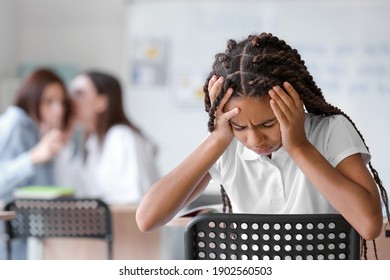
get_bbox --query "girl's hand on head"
[208,75,222,105]
[208,75,239,140]
[269,82,308,153]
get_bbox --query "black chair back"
[4,198,113,259]
[185,213,360,260]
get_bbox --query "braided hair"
[204,32,389,259]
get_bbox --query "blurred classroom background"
[0,0,389,259]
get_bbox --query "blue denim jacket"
[0,106,53,202]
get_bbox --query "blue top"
[0,106,54,202]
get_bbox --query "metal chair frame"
[4,198,113,259]
[185,213,360,260]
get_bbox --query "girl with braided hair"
[137,33,388,254]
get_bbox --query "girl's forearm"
[288,141,382,240]
[136,132,232,232]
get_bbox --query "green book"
[14,186,74,199]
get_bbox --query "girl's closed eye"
[262,120,278,129]
[229,120,246,132]
[230,119,277,131]
[232,125,245,132]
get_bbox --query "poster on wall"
[129,37,169,87]
[172,67,206,107]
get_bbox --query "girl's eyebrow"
[229,118,277,128]
[261,118,278,125]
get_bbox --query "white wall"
[1,0,124,78]
[0,0,17,77]
[0,0,128,121]
[14,0,124,76]
[0,0,17,112]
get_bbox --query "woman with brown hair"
[0,68,72,202]
[0,68,73,259]
[59,70,159,204]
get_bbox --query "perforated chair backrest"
[185,213,360,260]
[4,198,113,259]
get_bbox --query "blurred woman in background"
[0,68,73,259]
[0,68,73,202]
[56,70,159,204]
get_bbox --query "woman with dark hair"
[59,70,159,204]
[0,68,72,259]
[0,68,72,202]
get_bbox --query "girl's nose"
[246,129,266,148]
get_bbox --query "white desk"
[365,218,390,260]
[36,204,162,260]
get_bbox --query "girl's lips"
[252,144,282,155]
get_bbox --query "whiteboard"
[124,0,390,199]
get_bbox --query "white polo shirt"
[208,114,370,214]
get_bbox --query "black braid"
[220,185,233,213]
[204,33,389,258]
[372,239,378,260]
[361,239,367,260]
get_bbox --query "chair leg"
[6,240,11,260]
[108,242,113,260]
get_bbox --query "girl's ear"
[95,94,109,113]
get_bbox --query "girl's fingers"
[214,87,238,125]
[271,86,294,111]
[269,82,303,119]
[221,107,240,122]
[269,98,286,123]
[283,81,302,109]
[208,75,217,92]
[208,76,224,105]
[208,76,237,125]
[269,87,292,120]
[219,88,233,108]
[212,86,238,137]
